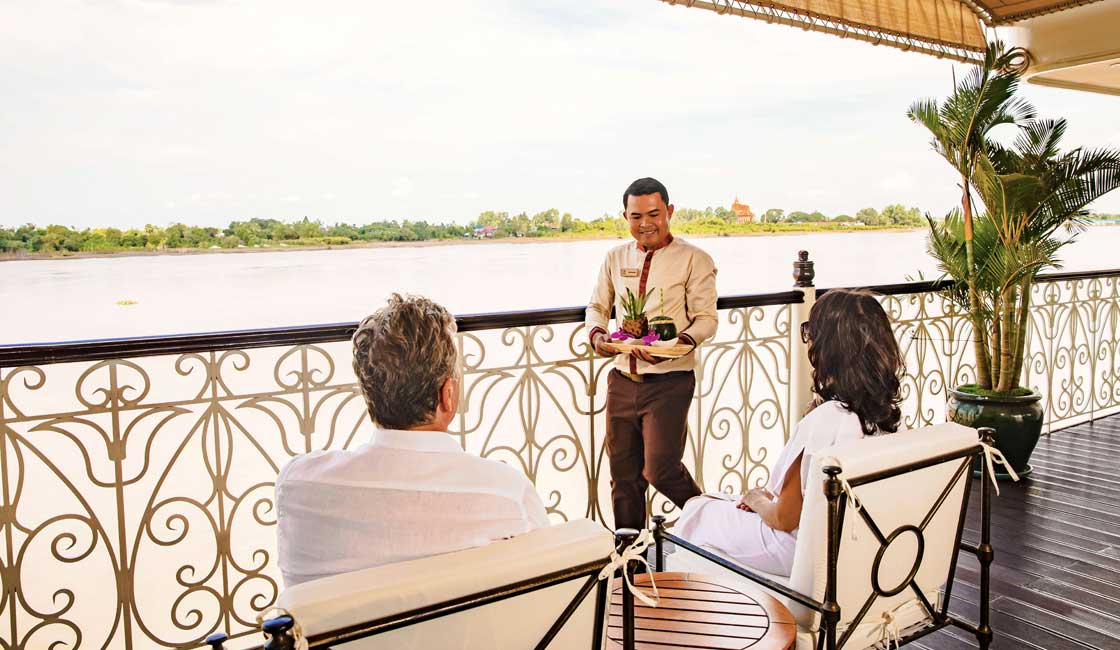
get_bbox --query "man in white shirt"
[276,294,550,587]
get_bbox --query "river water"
[3,227,1119,344]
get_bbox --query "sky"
[2,0,1118,230]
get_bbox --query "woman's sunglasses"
[800,321,811,344]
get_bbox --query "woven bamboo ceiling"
[658,0,1105,63]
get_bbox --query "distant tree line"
[0,204,929,254]
[665,204,924,226]
[0,218,473,254]
[473,209,624,237]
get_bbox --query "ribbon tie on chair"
[978,441,1020,496]
[820,457,862,513]
[872,606,903,650]
[256,607,309,650]
[598,529,660,607]
[839,474,862,514]
[820,457,862,540]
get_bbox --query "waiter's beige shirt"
[585,236,718,374]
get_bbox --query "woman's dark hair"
[623,177,669,207]
[807,289,904,434]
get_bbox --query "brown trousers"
[606,368,701,530]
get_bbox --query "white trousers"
[674,496,797,576]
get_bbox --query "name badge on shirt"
[621,268,640,278]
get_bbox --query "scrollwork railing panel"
[886,274,1120,431]
[455,322,604,523]
[4,271,1118,649]
[882,290,976,429]
[1024,275,1120,430]
[0,304,792,649]
[690,305,791,500]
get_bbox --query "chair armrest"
[661,532,827,614]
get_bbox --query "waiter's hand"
[592,332,620,357]
[636,337,697,365]
[634,336,696,364]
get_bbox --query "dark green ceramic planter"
[946,387,1044,479]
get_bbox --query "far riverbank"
[0,224,920,263]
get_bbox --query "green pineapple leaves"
[621,287,655,320]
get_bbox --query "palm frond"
[1014,118,1067,164]
[1023,143,1120,239]
[907,98,952,162]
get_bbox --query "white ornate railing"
[884,271,1120,431]
[1,268,1117,649]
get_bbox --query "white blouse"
[674,400,870,576]
[768,400,868,498]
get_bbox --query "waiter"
[586,177,718,529]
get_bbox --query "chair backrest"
[787,422,979,645]
[274,519,614,649]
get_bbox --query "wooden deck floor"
[917,414,1120,650]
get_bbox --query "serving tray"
[606,343,693,359]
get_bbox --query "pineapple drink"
[619,287,652,338]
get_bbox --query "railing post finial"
[789,250,818,433]
[794,250,815,288]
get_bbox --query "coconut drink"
[649,316,676,341]
[649,289,677,340]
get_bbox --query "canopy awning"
[660,0,1118,93]
[974,0,1102,23]
[658,0,988,62]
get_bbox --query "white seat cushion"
[277,519,614,649]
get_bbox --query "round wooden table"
[608,571,796,650]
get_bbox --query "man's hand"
[632,337,695,365]
[593,332,620,357]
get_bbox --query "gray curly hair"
[352,294,459,429]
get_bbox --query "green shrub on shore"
[8,202,1066,258]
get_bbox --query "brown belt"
[614,369,693,384]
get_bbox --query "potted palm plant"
[910,42,1120,476]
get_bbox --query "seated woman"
[674,288,905,576]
